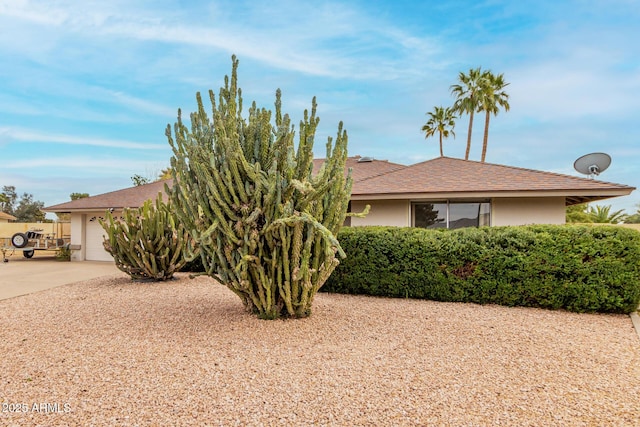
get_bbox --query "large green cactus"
[166,56,352,319]
[100,194,188,281]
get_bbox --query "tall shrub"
[100,194,188,281]
[324,225,640,314]
[166,56,352,319]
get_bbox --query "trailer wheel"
[23,250,34,258]
[11,233,29,248]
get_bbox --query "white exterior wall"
[70,213,85,261]
[351,200,410,227]
[491,197,566,226]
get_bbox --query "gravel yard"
[0,273,639,426]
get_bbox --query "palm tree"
[158,167,173,180]
[450,67,484,160]
[586,205,627,224]
[478,71,510,162]
[421,106,456,157]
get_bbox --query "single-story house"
[0,212,17,223]
[44,156,635,261]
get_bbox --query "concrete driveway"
[0,254,119,300]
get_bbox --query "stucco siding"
[491,197,566,226]
[351,198,566,228]
[351,200,409,227]
[70,214,85,261]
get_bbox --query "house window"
[412,201,490,229]
[413,202,447,228]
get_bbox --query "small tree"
[566,203,591,223]
[70,192,90,200]
[14,193,45,222]
[131,174,150,186]
[1,186,17,215]
[167,56,352,319]
[100,194,188,281]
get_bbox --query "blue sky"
[1,0,639,215]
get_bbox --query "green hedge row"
[322,225,640,313]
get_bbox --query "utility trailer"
[1,228,70,262]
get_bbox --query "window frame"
[411,199,491,229]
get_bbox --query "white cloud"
[0,0,69,26]
[0,126,165,150]
[2,156,149,171]
[0,0,444,81]
[101,90,176,118]
[508,60,640,122]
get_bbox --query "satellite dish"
[573,152,611,178]
[357,156,374,163]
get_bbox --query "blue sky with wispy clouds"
[1,0,639,214]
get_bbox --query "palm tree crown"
[421,106,456,157]
[586,205,627,224]
[478,71,510,162]
[450,67,484,160]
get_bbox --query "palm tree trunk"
[465,110,474,160]
[481,111,490,162]
[439,132,443,157]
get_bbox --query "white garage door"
[85,214,114,262]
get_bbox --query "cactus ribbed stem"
[167,56,352,319]
[100,194,188,281]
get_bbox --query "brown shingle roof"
[313,156,405,182]
[44,179,172,212]
[352,157,634,204]
[43,156,634,212]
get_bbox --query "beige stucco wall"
[351,197,567,228]
[351,200,410,227]
[0,222,70,238]
[70,213,85,261]
[491,197,566,226]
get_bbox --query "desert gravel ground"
[0,273,639,426]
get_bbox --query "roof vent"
[357,156,374,163]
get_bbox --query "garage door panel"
[85,213,114,262]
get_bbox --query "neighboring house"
[0,212,17,223]
[44,156,635,261]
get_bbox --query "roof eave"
[350,188,634,201]
[42,207,123,213]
